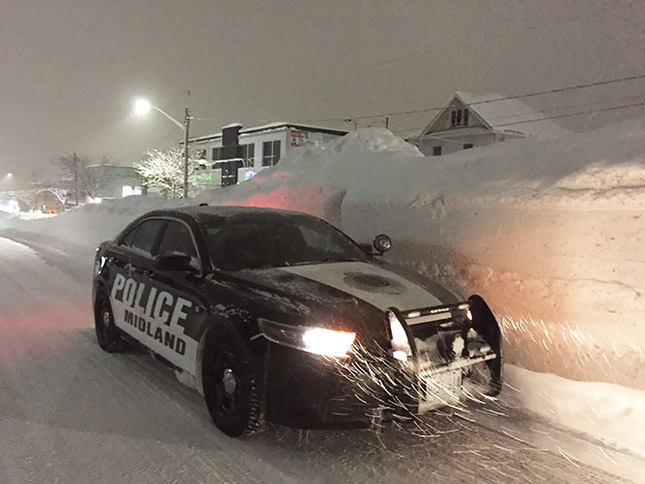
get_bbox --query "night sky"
[2,0,644,184]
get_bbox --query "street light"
[6,173,12,178]
[133,99,152,117]
[133,98,191,199]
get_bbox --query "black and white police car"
[93,205,502,437]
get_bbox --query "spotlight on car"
[373,234,392,254]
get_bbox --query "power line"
[397,99,645,137]
[297,73,645,124]
[484,93,645,122]
[493,100,645,128]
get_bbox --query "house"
[408,91,568,157]
[189,122,348,187]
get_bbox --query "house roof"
[190,122,348,144]
[421,91,569,138]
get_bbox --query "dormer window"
[450,108,469,128]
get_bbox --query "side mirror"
[155,252,192,272]
[373,234,392,254]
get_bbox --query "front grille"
[400,302,472,368]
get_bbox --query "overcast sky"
[1,0,644,182]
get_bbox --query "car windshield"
[204,213,369,271]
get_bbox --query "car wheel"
[202,322,262,438]
[94,291,129,353]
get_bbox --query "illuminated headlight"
[259,319,356,358]
[302,327,356,357]
[388,310,412,363]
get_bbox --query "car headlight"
[259,319,356,358]
[388,310,412,363]
[302,327,356,357]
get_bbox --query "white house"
[408,91,568,157]
[189,122,348,186]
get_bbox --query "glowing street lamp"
[133,98,191,198]
[133,98,152,117]
[5,173,12,178]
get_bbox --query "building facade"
[408,92,568,157]
[189,123,347,187]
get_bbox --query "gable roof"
[421,91,569,138]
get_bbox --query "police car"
[93,205,502,437]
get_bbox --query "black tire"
[94,291,129,353]
[202,322,262,438]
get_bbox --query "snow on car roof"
[176,205,312,219]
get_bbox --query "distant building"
[408,91,568,157]
[189,123,348,187]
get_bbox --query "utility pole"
[73,151,79,206]
[343,118,358,130]
[183,106,191,199]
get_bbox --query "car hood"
[230,261,446,314]
[280,261,444,311]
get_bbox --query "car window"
[298,225,346,255]
[157,220,200,270]
[120,226,138,247]
[130,219,165,256]
[205,214,368,271]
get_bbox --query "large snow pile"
[3,120,644,391]
[195,122,645,389]
[505,365,645,457]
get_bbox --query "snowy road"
[0,236,641,483]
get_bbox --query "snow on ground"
[2,118,645,463]
[0,237,641,483]
[505,365,645,457]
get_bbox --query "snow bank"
[0,196,185,248]
[3,121,645,391]
[505,365,645,457]
[200,123,645,389]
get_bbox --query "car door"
[109,217,165,351]
[139,218,210,375]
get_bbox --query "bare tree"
[51,152,97,203]
[135,146,198,199]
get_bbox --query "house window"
[450,109,469,128]
[432,146,442,156]
[262,140,281,166]
[196,149,207,160]
[212,147,224,161]
[241,143,255,166]
[463,143,474,149]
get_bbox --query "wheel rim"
[97,299,112,340]
[102,308,111,329]
[211,351,241,417]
